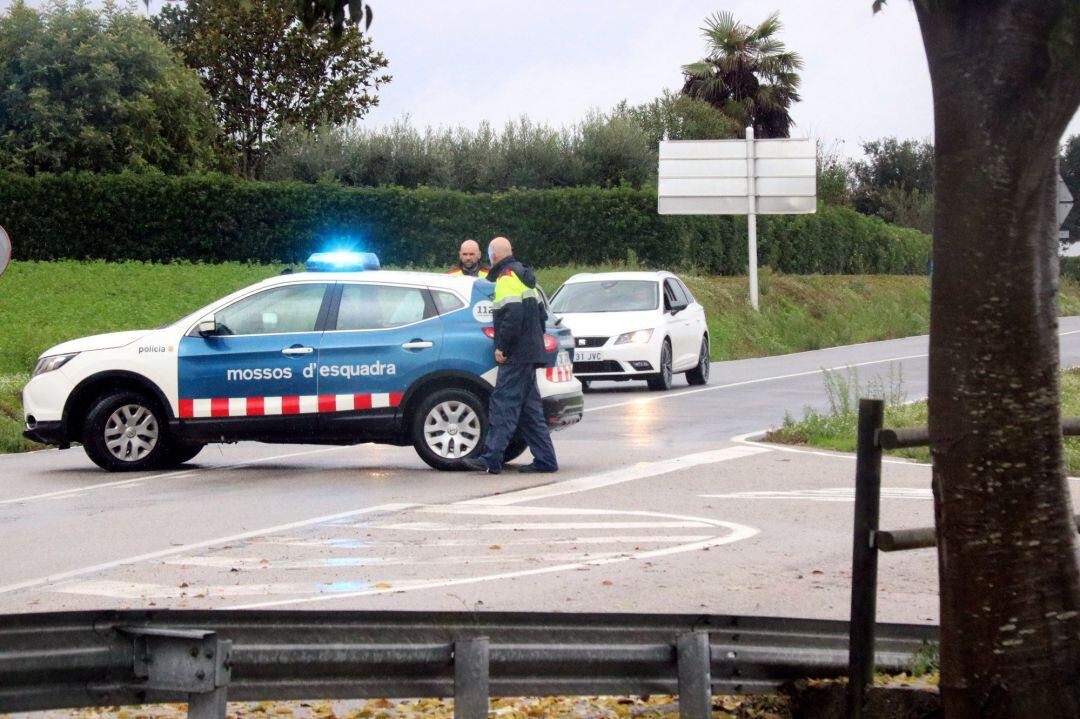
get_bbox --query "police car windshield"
[550,280,659,313]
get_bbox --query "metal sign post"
[658,130,816,310]
[747,128,759,310]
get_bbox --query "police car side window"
[215,284,326,335]
[337,284,430,330]
[433,290,466,314]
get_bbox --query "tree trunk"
[915,1,1080,716]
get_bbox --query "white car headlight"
[614,329,654,345]
[32,353,77,378]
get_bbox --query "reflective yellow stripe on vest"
[493,270,530,309]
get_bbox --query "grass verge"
[767,368,1080,474]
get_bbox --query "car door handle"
[402,340,434,350]
[281,346,314,356]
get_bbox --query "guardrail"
[0,609,936,719]
[845,398,1080,718]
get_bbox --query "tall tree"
[850,137,936,232]
[153,0,390,178]
[680,11,803,138]
[878,1,1080,716]
[0,0,220,175]
[617,90,741,146]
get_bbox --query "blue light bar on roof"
[306,251,380,272]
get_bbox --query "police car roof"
[563,270,675,284]
[257,269,480,291]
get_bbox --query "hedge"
[0,172,931,274]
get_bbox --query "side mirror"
[198,319,217,336]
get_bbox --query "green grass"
[768,367,1080,473]
[5,259,1080,455]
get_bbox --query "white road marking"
[729,429,932,467]
[227,509,759,610]
[702,487,933,502]
[251,535,713,548]
[0,446,349,506]
[459,445,770,507]
[53,578,433,599]
[8,443,770,602]
[583,353,929,414]
[0,503,414,597]
[583,326,1080,416]
[377,521,715,531]
[161,551,634,570]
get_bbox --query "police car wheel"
[83,391,171,472]
[686,336,710,386]
[646,340,673,391]
[413,388,488,471]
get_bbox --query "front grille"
[573,360,624,374]
[574,336,608,348]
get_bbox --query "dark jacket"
[488,255,548,365]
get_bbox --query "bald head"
[458,239,481,270]
[488,236,512,265]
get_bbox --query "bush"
[0,172,931,274]
[1062,257,1080,284]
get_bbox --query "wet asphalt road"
[3,319,1080,622]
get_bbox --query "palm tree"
[681,11,803,138]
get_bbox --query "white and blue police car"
[22,252,582,472]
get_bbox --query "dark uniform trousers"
[479,362,558,470]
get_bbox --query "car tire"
[685,336,711,386]
[162,443,205,467]
[412,387,488,471]
[646,339,673,391]
[580,379,592,392]
[82,390,172,472]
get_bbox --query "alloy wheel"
[423,400,482,458]
[104,404,160,462]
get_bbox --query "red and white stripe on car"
[179,392,403,418]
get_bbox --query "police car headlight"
[614,329,654,345]
[32,353,77,378]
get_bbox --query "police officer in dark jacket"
[463,236,558,474]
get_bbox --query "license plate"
[578,351,603,362]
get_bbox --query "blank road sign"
[658,177,748,196]
[658,138,816,215]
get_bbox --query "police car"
[22,252,582,472]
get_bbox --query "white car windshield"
[551,280,659,313]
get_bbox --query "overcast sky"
[356,0,1080,158]
[5,0,1080,158]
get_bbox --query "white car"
[549,271,710,391]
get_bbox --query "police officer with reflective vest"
[463,237,558,474]
[447,239,489,278]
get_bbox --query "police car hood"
[44,329,153,356]
[552,310,660,338]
